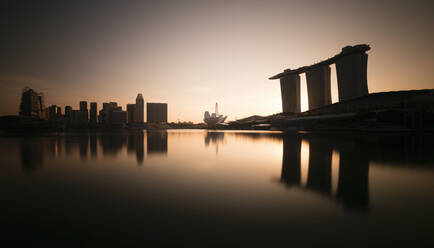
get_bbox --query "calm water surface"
[1,130,433,247]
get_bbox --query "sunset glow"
[1,0,433,122]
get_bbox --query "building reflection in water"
[281,133,370,212]
[280,134,301,186]
[20,138,44,173]
[89,133,97,158]
[98,134,127,156]
[204,131,225,154]
[17,131,434,210]
[79,134,89,160]
[136,131,144,164]
[147,130,167,155]
[127,131,145,164]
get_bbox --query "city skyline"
[17,87,171,125]
[1,0,433,122]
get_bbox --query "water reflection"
[98,134,127,156]
[17,131,169,170]
[204,131,225,146]
[90,133,97,158]
[8,130,434,246]
[20,138,44,173]
[137,131,144,164]
[17,130,434,203]
[79,134,88,160]
[279,132,434,212]
[204,131,225,154]
[127,131,145,164]
[280,135,370,212]
[147,130,167,155]
[280,134,301,186]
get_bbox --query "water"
[1,130,433,247]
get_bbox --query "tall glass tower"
[136,94,144,123]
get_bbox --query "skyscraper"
[48,105,57,120]
[90,102,97,124]
[65,106,72,123]
[99,102,122,124]
[56,106,62,118]
[79,101,88,122]
[147,103,168,124]
[127,104,137,124]
[19,87,44,118]
[136,94,144,123]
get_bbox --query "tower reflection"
[79,134,88,160]
[20,138,44,173]
[307,137,332,195]
[127,130,145,164]
[98,133,127,156]
[147,130,167,155]
[136,131,144,164]
[280,134,301,186]
[336,139,369,210]
[280,133,370,212]
[90,133,97,158]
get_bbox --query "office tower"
[127,104,137,124]
[79,101,88,122]
[90,102,97,124]
[72,110,87,124]
[111,110,127,125]
[65,106,72,117]
[147,103,168,124]
[19,87,44,118]
[56,106,62,118]
[65,106,72,122]
[99,102,122,124]
[48,105,57,120]
[136,94,144,123]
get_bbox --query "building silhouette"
[127,104,137,124]
[99,102,118,124]
[48,105,57,120]
[279,133,370,212]
[270,44,370,112]
[147,103,168,124]
[79,101,88,122]
[111,110,127,125]
[19,87,45,118]
[147,130,168,154]
[136,94,144,123]
[90,102,97,124]
[72,110,88,124]
[56,106,62,118]
[65,106,72,122]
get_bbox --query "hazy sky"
[1,0,433,122]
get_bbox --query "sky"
[1,0,433,122]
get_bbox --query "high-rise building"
[72,110,88,124]
[19,87,44,118]
[90,102,97,124]
[65,106,72,116]
[48,105,57,120]
[98,102,122,124]
[56,106,62,118]
[136,94,144,123]
[79,101,88,122]
[111,110,127,125]
[127,104,137,124]
[147,103,168,124]
[65,106,72,122]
